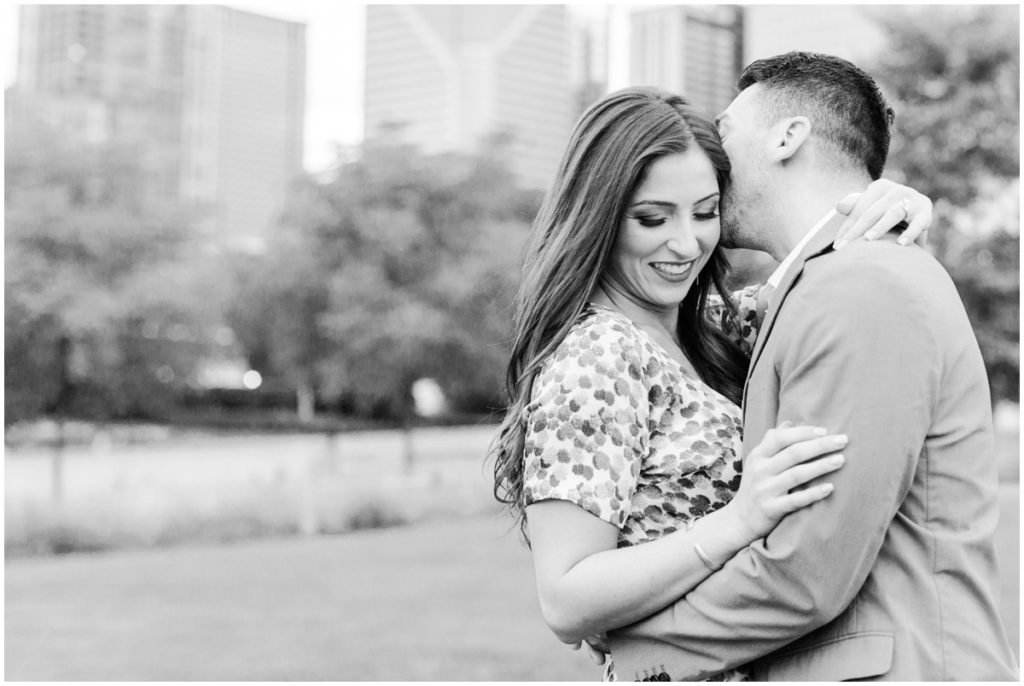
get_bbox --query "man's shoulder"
[800,239,956,308]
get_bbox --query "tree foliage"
[226,136,541,420]
[5,121,222,421]
[867,4,1020,402]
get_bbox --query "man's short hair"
[738,51,895,180]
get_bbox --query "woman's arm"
[527,425,848,644]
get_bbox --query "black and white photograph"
[4,2,1020,681]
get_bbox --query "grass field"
[5,512,599,681]
[5,486,1019,681]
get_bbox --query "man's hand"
[569,633,610,665]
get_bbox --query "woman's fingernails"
[833,238,848,250]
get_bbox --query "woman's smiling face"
[603,148,721,313]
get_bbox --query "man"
[605,52,1018,681]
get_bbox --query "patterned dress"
[522,287,760,682]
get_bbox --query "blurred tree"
[5,121,220,422]
[867,4,1020,403]
[224,228,330,424]
[227,134,540,423]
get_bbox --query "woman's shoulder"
[546,304,650,370]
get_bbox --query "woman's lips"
[650,260,696,281]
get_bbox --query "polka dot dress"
[523,293,761,682]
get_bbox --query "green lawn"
[6,487,1019,681]
[5,511,599,681]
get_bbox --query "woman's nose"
[665,219,700,255]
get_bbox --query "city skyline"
[4,2,629,173]
[6,3,950,174]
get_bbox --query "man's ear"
[769,116,812,163]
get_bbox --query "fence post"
[51,418,65,503]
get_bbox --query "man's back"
[744,236,1016,679]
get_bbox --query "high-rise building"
[568,6,610,118]
[364,4,574,190]
[13,4,306,250]
[629,5,744,120]
[14,5,188,198]
[180,6,306,251]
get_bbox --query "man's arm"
[607,253,941,680]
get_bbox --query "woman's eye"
[694,211,720,221]
[635,216,667,227]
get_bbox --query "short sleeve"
[706,285,762,353]
[522,319,650,529]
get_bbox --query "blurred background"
[4,2,1019,680]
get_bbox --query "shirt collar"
[766,208,839,289]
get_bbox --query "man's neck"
[763,175,871,262]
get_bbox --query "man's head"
[716,51,895,249]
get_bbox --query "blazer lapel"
[741,212,847,410]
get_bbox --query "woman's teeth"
[651,261,693,277]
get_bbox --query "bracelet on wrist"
[694,542,724,571]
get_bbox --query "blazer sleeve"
[606,256,943,681]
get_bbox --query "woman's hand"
[832,178,933,250]
[570,633,609,665]
[726,422,847,542]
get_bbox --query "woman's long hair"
[490,87,750,540]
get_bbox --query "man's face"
[716,84,771,249]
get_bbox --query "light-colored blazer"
[607,214,1019,681]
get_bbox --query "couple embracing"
[491,52,1017,681]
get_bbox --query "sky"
[3,2,631,174]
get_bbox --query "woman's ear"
[770,116,812,163]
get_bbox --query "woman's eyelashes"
[693,208,720,221]
[632,214,667,228]
[692,197,721,221]
[628,207,719,227]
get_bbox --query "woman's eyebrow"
[692,192,720,206]
[628,200,677,209]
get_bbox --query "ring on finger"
[899,197,911,220]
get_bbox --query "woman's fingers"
[835,198,890,246]
[775,481,836,514]
[585,643,607,665]
[831,178,933,249]
[834,192,861,216]
[754,425,829,458]
[775,452,845,491]
[767,434,849,475]
[735,424,847,538]
[899,204,933,246]
[834,179,895,245]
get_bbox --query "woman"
[489,87,932,681]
